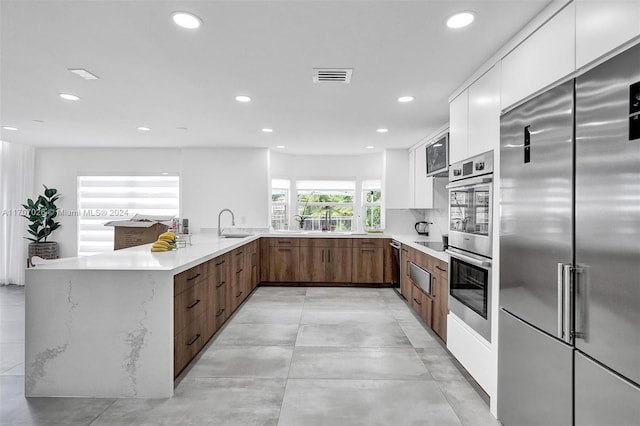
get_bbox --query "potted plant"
[295,192,313,230]
[22,185,62,260]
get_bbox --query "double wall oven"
[446,150,493,342]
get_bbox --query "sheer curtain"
[0,141,35,285]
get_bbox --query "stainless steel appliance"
[389,240,401,293]
[426,132,449,177]
[447,151,493,258]
[498,43,640,426]
[409,262,431,295]
[445,150,494,341]
[413,241,444,252]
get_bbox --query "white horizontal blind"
[77,175,179,256]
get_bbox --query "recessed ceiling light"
[137,127,151,131]
[161,172,169,176]
[59,93,80,101]
[365,146,375,149]
[446,11,475,29]
[176,127,188,130]
[397,96,414,103]
[32,119,44,123]
[68,68,99,80]
[262,128,273,133]
[235,95,252,103]
[2,126,18,131]
[171,12,202,29]
[377,128,389,133]
[276,145,286,149]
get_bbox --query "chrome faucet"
[218,209,235,237]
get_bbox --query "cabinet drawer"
[410,283,433,327]
[174,281,208,335]
[299,238,352,248]
[268,238,300,247]
[174,264,207,296]
[174,312,207,378]
[352,247,383,283]
[353,238,384,248]
[432,258,448,277]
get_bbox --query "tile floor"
[0,284,501,426]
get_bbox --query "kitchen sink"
[221,233,253,238]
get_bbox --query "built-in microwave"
[425,133,449,177]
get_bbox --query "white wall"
[270,151,383,179]
[180,148,269,233]
[34,147,269,258]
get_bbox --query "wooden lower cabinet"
[352,247,383,283]
[268,246,300,282]
[401,244,449,342]
[431,271,448,342]
[174,311,207,377]
[409,282,433,327]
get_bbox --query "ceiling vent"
[313,68,353,83]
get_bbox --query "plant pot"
[28,242,59,260]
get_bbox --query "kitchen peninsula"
[24,233,446,398]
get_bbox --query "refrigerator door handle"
[574,266,587,341]
[557,263,574,343]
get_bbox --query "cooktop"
[413,241,445,252]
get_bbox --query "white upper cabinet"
[408,148,416,207]
[576,0,640,69]
[384,149,411,209]
[449,65,501,163]
[501,2,576,110]
[467,65,501,159]
[449,90,469,164]
[413,143,434,209]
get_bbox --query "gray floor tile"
[401,324,442,349]
[288,347,431,380]
[185,345,293,379]
[231,305,303,324]
[251,287,308,297]
[296,322,411,347]
[1,362,25,376]
[213,323,299,346]
[0,341,25,372]
[305,287,385,298]
[418,353,469,382]
[92,378,286,426]
[278,379,462,426]
[439,380,499,426]
[1,375,115,426]
[0,285,25,306]
[300,308,396,325]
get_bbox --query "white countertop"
[31,232,447,274]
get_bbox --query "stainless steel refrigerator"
[498,42,640,425]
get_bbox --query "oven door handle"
[446,176,492,190]
[446,249,492,268]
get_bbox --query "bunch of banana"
[150,232,177,252]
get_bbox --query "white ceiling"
[0,0,551,155]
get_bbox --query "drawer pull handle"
[187,299,201,309]
[186,273,201,281]
[216,260,225,266]
[216,281,226,288]
[361,249,376,252]
[236,268,243,274]
[215,309,225,318]
[235,291,243,298]
[187,334,201,346]
[435,265,446,272]
[362,242,375,245]
[278,241,292,244]
[278,248,291,252]
[413,297,422,306]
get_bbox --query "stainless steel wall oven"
[446,150,494,342]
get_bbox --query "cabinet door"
[300,246,325,282]
[468,65,501,158]
[400,246,412,298]
[268,247,300,282]
[408,149,416,207]
[576,0,640,69]
[410,283,433,327]
[449,90,469,164]
[326,248,352,283]
[244,241,258,292]
[351,248,383,283]
[382,239,394,284]
[431,273,448,342]
[501,2,575,109]
[414,144,435,209]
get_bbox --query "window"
[296,180,355,231]
[271,179,290,230]
[77,175,179,256]
[362,180,383,231]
